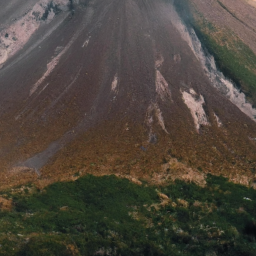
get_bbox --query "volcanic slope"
[0,0,255,188]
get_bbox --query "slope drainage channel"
[18,115,95,173]
[20,141,61,176]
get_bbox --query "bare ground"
[0,0,255,189]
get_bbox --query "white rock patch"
[30,54,60,95]
[26,3,92,96]
[220,78,256,119]
[82,36,91,48]
[30,24,84,96]
[111,74,118,93]
[0,14,40,65]
[155,54,164,69]
[155,55,171,101]
[155,70,171,101]
[182,89,209,131]
[155,104,169,134]
[0,0,70,66]
[0,48,8,65]
[147,103,169,134]
[214,113,223,127]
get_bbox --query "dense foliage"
[0,174,255,255]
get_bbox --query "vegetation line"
[173,0,256,106]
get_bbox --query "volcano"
[0,0,256,189]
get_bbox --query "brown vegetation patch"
[0,167,38,191]
[152,158,207,187]
[0,196,12,211]
[193,200,217,213]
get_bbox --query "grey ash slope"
[0,0,255,188]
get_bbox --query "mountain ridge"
[0,0,255,189]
